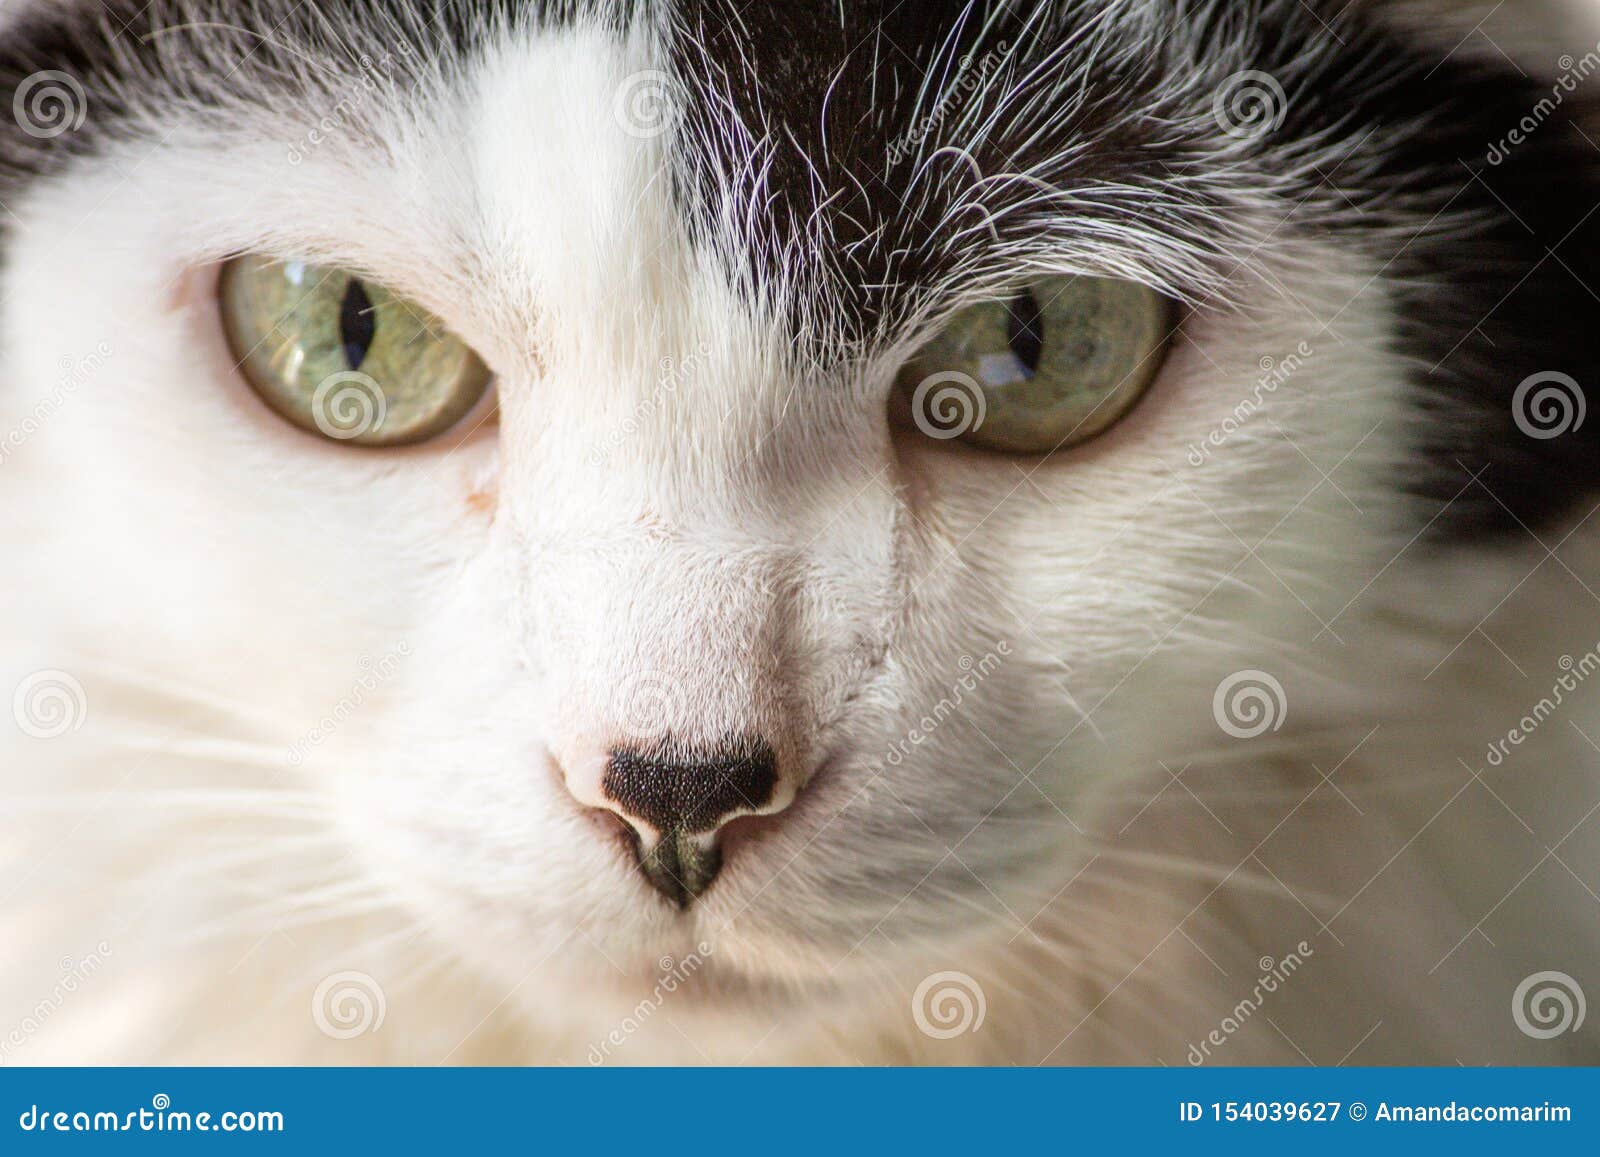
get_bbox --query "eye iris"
[219,254,494,447]
[339,278,377,370]
[1005,287,1045,376]
[895,274,1172,455]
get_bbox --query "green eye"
[219,255,492,446]
[897,275,1172,455]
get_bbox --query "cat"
[2,0,1598,1065]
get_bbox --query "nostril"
[581,801,640,852]
[602,737,779,836]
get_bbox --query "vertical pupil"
[339,279,377,370]
[1006,287,1045,375]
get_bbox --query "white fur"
[2,1,1598,1065]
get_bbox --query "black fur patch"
[1370,54,1600,540]
[669,1,1600,539]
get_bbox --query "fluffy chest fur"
[1,0,1599,1065]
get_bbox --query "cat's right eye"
[219,255,492,446]
[896,274,1172,455]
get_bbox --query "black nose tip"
[603,739,778,834]
[602,738,778,905]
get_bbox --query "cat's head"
[3,0,1597,1025]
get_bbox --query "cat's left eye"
[896,274,1173,455]
[219,255,492,446]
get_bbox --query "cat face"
[3,0,1596,1035]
